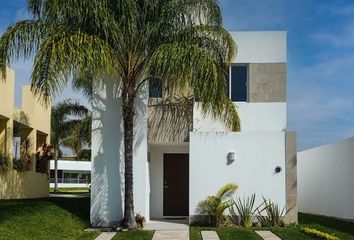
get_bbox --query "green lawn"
[190,213,354,240]
[0,197,99,240]
[1,195,353,240]
[112,230,154,240]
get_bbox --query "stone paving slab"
[201,231,220,240]
[144,219,189,230]
[152,230,189,240]
[94,232,116,240]
[255,231,281,240]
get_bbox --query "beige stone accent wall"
[0,66,51,199]
[248,63,286,102]
[284,131,298,224]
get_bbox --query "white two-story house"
[90,31,297,227]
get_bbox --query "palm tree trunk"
[54,147,59,192]
[120,97,136,228]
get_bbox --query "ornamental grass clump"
[195,183,238,227]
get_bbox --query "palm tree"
[0,0,240,228]
[51,100,88,192]
[62,113,92,160]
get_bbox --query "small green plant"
[0,154,10,172]
[234,193,261,228]
[13,158,27,172]
[257,197,293,227]
[135,213,146,228]
[195,183,238,226]
[301,227,339,240]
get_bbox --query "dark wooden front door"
[163,154,189,216]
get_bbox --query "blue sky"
[1,0,354,151]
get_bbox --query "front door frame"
[163,153,189,217]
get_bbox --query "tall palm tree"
[51,100,88,192]
[0,0,240,228]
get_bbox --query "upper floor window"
[149,79,162,98]
[226,65,248,102]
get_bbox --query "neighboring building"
[50,159,91,188]
[298,137,354,221]
[0,66,51,199]
[91,31,297,227]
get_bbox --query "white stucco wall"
[148,143,189,219]
[189,132,286,216]
[298,137,354,220]
[91,79,149,227]
[231,31,287,63]
[194,102,286,132]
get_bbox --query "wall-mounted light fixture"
[227,152,236,165]
[274,166,282,174]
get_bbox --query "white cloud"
[312,22,354,47]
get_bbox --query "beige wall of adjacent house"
[0,66,51,199]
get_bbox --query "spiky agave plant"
[195,183,238,226]
[257,197,293,227]
[234,193,263,228]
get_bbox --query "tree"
[0,0,240,228]
[51,100,88,192]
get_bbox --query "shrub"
[234,193,261,228]
[13,158,27,172]
[0,154,10,172]
[257,197,291,227]
[135,213,146,228]
[301,227,339,240]
[195,183,238,226]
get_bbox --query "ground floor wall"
[91,79,149,227]
[0,170,49,199]
[298,137,354,221]
[189,132,288,219]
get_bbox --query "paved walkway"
[255,231,281,240]
[144,219,189,231]
[201,231,220,240]
[94,232,116,240]
[145,219,189,240]
[152,230,189,240]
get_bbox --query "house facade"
[91,31,297,227]
[49,160,91,188]
[0,67,51,199]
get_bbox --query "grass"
[1,195,353,240]
[190,213,354,240]
[0,197,99,240]
[112,230,154,240]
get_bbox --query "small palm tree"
[196,183,238,226]
[51,100,89,192]
[0,0,240,228]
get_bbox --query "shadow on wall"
[91,78,146,227]
[0,170,49,199]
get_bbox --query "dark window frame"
[225,64,249,102]
[149,78,163,99]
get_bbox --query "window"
[226,65,248,102]
[149,79,162,98]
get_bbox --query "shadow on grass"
[299,212,354,236]
[49,196,91,223]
